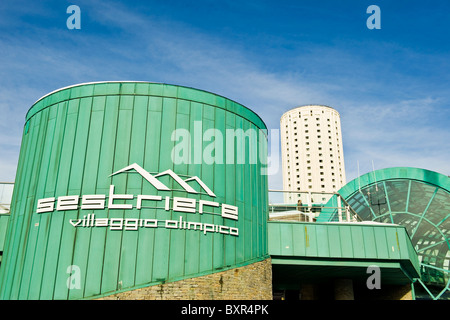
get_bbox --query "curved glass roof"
[317,167,450,300]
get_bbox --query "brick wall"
[98,258,273,300]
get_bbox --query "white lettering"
[219,225,229,234]
[165,220,178,229]
[181,304,216,317]
[199,200,219,214]
[203,223,215,234]
[108,185,133,209]
[143,219,158,227]
[173,197,196,213]
[37,197,55,213]
[124,218,139,230]
[110,218,124,230]
[69,219,82,227]
[136,194,162,209]
[81,194,105,210]
[187,221,203,231]
[57,195,79,211]
[221,204,239,220]
[95,218,109,227]
[66,214,239,236]
[37,191,238,221]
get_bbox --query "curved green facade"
[0,82,269,299]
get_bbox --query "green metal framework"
[0,183,13,267]
[317,167,450,300]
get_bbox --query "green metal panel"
[268,221,420,282]
[0,215,10,265]
[0,82,269,300]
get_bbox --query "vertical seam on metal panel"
[57,98,80,299]
[210,103,216,275]
[99,92,121,296]
[198,99,204,274]
[96,92,111,296]
[149,89,163,285]
[61,98,80,299]
[72,96,93,299]
[114,88,134,293]
[93,94,107,296]
[83,92,107,298]
[145,92,158,285]
[45,101,69,299]
[133,90,150,287]
[108,85,123,293]
[23,108,51,299]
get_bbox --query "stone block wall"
[98,258,272,300]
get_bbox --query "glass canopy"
[317,167,450,300]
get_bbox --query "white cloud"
[341,97,450,181]
[1,0,449,189]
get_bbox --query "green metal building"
[0,183,13,267]
[0,82,269,299]
[0,82,446,300]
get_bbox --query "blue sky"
[1,0,450,190]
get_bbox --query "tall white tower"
[280,105,346,204]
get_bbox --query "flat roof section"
[268,221,420,289]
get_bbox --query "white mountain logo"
[110,163,217,198]
[36,163,239,235]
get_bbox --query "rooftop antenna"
[372,160,378,191]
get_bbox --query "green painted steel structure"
[0,215,9,265]
[0,82,269,300]
[268,221,420,290]
[317,167,450,299]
